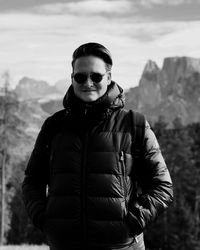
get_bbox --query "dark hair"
[72,42,113,71]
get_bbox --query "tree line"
[0,80,200,249]
[145,117,200,250]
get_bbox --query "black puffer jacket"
[22,82,173,250]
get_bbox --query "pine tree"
[188,123,200,246]
[6,157,46,244]
[0,72,26,244]
[147,118,200,250]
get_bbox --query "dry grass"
[0,245,49,250]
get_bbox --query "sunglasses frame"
[72,72,107,84]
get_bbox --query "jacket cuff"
[32,211,45,232]
[126,211,143,236]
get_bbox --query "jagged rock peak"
[140,59,160,83]
[18,77,50,88]
[142,59,160,74]
[162,56,200,74]
[125,56,200,126]
[15,77,56,100]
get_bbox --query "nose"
[83,75,93,87]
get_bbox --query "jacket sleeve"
[22,117,51,231]
[127,120,173,235]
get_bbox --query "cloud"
[32,0,134,16]
[1,2,200,89]
[23,0,200,23]
[139,0,198,7]
[3,0,200,23]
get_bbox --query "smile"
[82,89,96,92]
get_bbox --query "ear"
[107,71,112,85]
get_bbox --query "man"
[22,42,173,250]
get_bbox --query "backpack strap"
[129,110,146,159]
[44,109,68,152]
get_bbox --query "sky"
[0,0,200,90]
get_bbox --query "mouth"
[82,89,96,92]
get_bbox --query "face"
[72,56,111,102]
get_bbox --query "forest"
[0,85,200,250]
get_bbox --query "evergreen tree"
[0,72,46,244]
[188,123,200,245]
[0,72,26,244]
[7,158,46,244]
[146,118,200,250]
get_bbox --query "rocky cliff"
[15,77,70,101]
[14,77,71,115]
[125,56,200,126]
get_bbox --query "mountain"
[125,56,200,126]
[15,77,70,101]
[54,79,70,94]
[38,79,70,114]
[14,77,71,114]
[15,77,56,100]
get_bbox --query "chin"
[79,93,99,102]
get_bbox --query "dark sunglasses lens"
[73,73,104,84]
[74,73,87,84]
[91,73,103,83]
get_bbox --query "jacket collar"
[62,81,125,113]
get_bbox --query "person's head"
[71,42,113,102]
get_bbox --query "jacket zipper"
[119,151,128,211]
[81,109,89,246]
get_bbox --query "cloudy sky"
[0,0,200,89]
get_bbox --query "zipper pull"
[120,151,124,161]
[134,236,138,243]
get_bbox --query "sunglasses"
[72,72,106,84]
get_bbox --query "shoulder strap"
[129,110,146,158]
[44,109,68,151]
